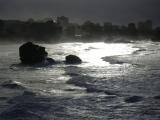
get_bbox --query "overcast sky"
[0,0,160,25]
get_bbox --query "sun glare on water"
[61,42,138,66]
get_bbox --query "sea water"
[0,41,160,120]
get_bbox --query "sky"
[0,0,160,25]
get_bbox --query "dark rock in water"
[23,91,36,96]
[19,42,48,64]
[104,90,117,95]
[19,42,55,65]
[1,80,25,90]
[46,58,56,64]
[65,89,76,92]
[125,96,143,103]
[65,55,82,64]
[154,95,160,100]
[86,87,104,93]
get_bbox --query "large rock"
[19,42,55,65]
[65,55,82,64]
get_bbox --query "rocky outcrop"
[19,42,82,65]
[65,55,82,64]
[19,42,55,65]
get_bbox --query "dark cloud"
[0,0,160,25]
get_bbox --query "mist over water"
[0,40,160,120]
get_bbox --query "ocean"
[0,41,160,120]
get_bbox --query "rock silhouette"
[19,42,82,65]
[19,42,55,65]
[65,55,82,64]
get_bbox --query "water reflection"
[44,42,138,96]
[81,43,134,66]
[48,42,138,66]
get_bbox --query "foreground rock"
[19,42,55,65]
[65,55,82,64]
